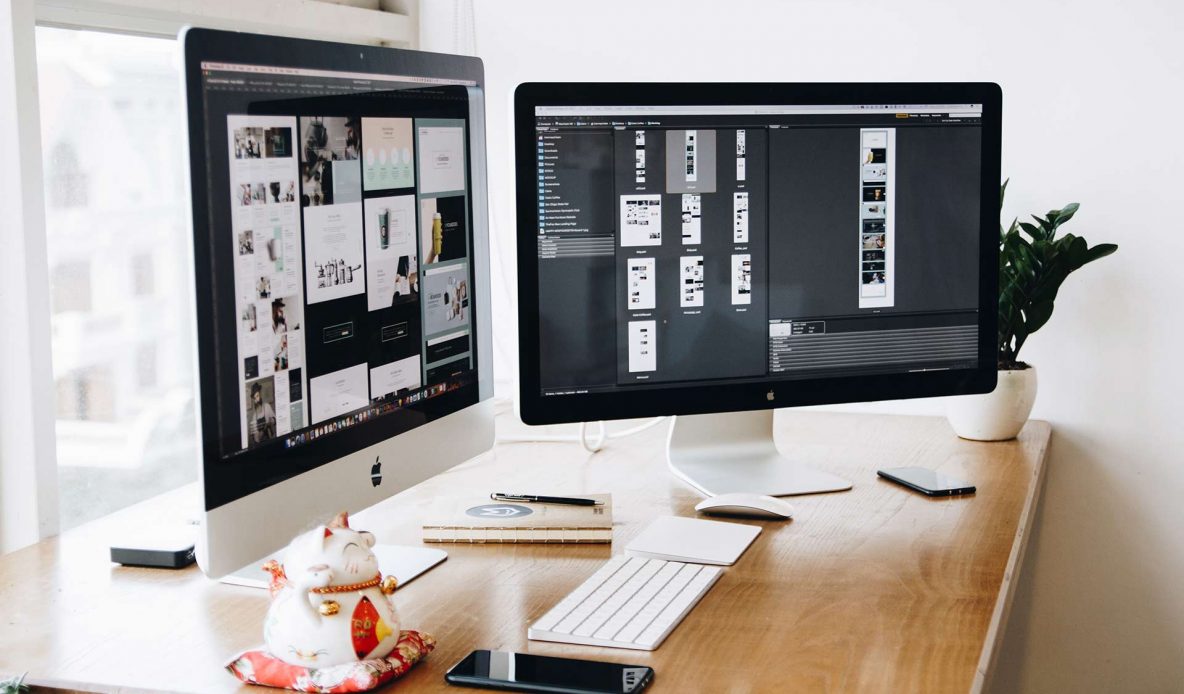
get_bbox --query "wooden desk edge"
[2,414,1054,694]
[971,419,1052,693]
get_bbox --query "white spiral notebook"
[421,494,613,544]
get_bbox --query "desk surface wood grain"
[0,412,1050,694]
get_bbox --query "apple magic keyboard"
[527,555,722,651]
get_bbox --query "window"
[132,253,154,296]
[36,27,198,530]
[50,261,92,314]
[136,343,158,389]
[45,141,88,208]
[0,0,416,553]
[55,366,116,422]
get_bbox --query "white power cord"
[498,417,668,453]
[578,422,607,453]
[467,0,664,456]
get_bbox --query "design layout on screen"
[858,128,895,308]
[205,65,478,456]
[364,194,417,312]
[418,123,467,194]
[621,195,662,247]
[532,102,984,396]
[422,262,471,337]
[732,254,752,305]
[227,114,307,449]
[628,320,657,373]
[681,194,701,245]
[628,257,656,310]
[362,117,415,191]
[680,255,705,308]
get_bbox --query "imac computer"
[515,83,1001,496]
[182,29,493,579]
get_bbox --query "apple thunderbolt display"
[515,84,1001,495]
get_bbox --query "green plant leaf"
[1067,235,1089,269]
[996,189,1115,364]
[1082,243,1118,264]
[1023,299,1055,335]
[1013,319,1029,358]
[1018,221,1042,241]
[1055,202,1080,225]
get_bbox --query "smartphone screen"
[446,650,653,693]
[877,467,975,496]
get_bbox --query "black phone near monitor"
[877,467,976,497]
[445,650,654,694]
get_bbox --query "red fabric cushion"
[226,630,435,692]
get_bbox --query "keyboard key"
[636,570,709,648]
[634,567,722,648]
[531,556,629,632]
[592,560,665,640]
[552,558,646,634]
[573,560,659,637]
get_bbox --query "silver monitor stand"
[667,410,853,497]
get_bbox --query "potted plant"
[947,181,1117,441]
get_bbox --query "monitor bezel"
[514,82,1001,425]
[182,28,492,510]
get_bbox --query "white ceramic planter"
[946,366,1038,441]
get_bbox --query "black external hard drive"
[110,526,197,569]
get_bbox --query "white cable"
[498,417,668,453]
[606,417,668,439]
[464,4,659,456]
[578,421,607,453]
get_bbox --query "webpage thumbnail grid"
[534,105,983,395]
[228,114,471,452]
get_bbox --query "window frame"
[0,0,419,554]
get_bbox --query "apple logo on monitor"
[371,457,382,487]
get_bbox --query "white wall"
[424,1,1184,690]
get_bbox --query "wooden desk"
[0,412,1050,693]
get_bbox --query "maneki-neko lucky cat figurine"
[262,512,401,667]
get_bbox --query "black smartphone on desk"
[877,467,976,497]
[446,650,653,693]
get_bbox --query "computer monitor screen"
[515,84,1000,424]
[187,32,489,515]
